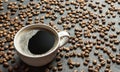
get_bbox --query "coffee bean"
[88,67,94,72]
[68,58,72,65]
[104,58,109,64]
[73,69,78,72]
[1,0,120,72]
[83,61,88,66]
[63,47,70,52]
[88,65,93,69]
[112,58,116,63]
[69,64,74,69]
[80,70,85,72]
[24,67,29,72]
[111,26,115,31]
[112,46,117,51]
[99,33,105,38]
[45,68,50,72]
[106,64,111,69]
[59,53,64,57]
[11,58,15,63]
[75,62,80,67]
[114,40,120,45]
[93,60,97,65]
[65,53,70,58]
[104,68,109,72]
[77,53,81,57]
[3,62,9,67]
[58,66,63,71]
[57,61,62,67]
[84,58,90,63]
[84,53,89,57]
[52,67,57,71]
[95,46,100,50]
[0,58,4,64]
[56,56,61,61]
[8,66,13,72]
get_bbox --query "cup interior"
[14,24,59,57]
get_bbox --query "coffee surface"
[28,30,55,54]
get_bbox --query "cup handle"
[58,31,70,47]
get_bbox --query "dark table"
[0,0,120,72]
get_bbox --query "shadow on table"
[14,59,52,72]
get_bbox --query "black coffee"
[28,30,55,54]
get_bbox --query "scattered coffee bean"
[3,62,9,67]
[83,61,88,66]
[73,69,78,72]
[0,0,120,72]
[45,68,50,72]
[58,66,63,71]
[112,58,116,63]
[93,60,97,65]
[69,64,74,69]
[52,67,57,72]
[75,62,80,67]
[106,64,111,69]
[8,66,13,72]
[56,56,61,61]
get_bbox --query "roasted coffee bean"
[11,58,16,63]
[111,26,115,31]
[45,68,50,72]
[96,64,101,69]
[13,64,19,70]
[52,67,57,71]
[73,69,78,72]
[99,33,105,38]
[8,66,13,72]
[65,53,69,58]
[95,46,100,50]
[107,59,111,64]
[58,66,63,71]
[80,70,85,72]
[104,69,109,72]
[0,58,4,64]
[106,64,111,69]
[57,61,62,67]
[3,62,9,67]
[68,58,72,65]
[104,37,108,41]
[110,39,114,43]
[88,67,94,72]
[0,7,4,10]
[85,58,90,62]
[83,61,88,66]
[69,64,74,69]
[77,53,81,57]
[114,40,120,45]
[63,47,70,52]
[112,58,116,63]
[59,53,64,57]
[93,60,97,65]
[4,0,8,2]
[1,0,120,72]
[88,65,93,68]
[75,62,80,67]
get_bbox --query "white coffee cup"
[14,24,69,66]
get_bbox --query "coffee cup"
[14,24,69,66]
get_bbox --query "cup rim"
[14,24,60,58]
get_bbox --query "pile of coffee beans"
[0,0,120,72]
